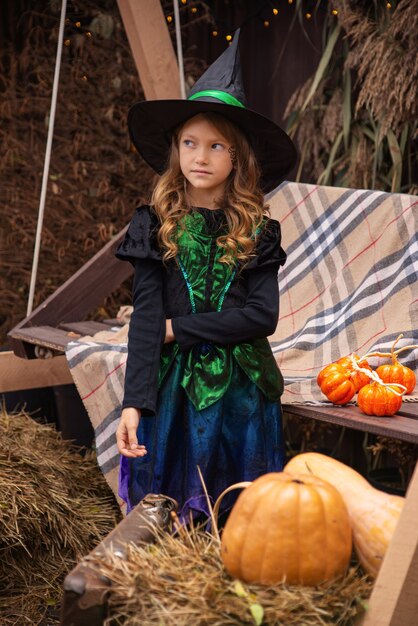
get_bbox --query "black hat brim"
[128,99,297,194]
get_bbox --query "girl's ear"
[228,146,237,167]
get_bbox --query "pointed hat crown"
[188,29,247,108]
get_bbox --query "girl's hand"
[164,319,175,344]
[116,407,147,458]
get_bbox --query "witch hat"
[128,30,297,193]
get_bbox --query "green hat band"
[188,90,245,108]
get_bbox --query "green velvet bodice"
[159,210,283,410]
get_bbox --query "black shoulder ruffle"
[115,205,161,264]
[245,218,287,271]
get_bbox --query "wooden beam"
[117,0,181,100]
[362,462,418,625]
[0,351,73,392]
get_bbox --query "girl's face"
[178,115,234,205]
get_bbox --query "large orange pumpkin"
[317,363,356,404]
[285,453,404,578]
[337,354,372,392]
[221,472,352,586]
[357,382,403,416]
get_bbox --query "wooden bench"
[7,224,418,449]
[7,227,129,359]
[283,402,418,445]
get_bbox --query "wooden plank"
[7,227,132,358]
[362,463,418,625]
[0,351,73,392]
[117,0,181,100]
[283,403,418,444]
[8,325,78,353]
[59,321,112,335]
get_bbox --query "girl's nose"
[195,150,209,164]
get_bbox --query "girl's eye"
[212,143,224,150]
[183,139,194,147]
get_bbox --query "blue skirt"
[119,355,285,520]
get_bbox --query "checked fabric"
[65,182,418,505]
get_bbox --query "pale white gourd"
[284,452,404,578]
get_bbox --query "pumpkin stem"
[363,335,418,364]
[390,334,403,363]
[359,351,391,360]
[394,344,418,358]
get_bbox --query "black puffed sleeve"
[245,218,287,271]
[115,206,164,415]
[115,205,161,264]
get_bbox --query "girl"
[115,31,297,518]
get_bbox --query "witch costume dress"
[116,205,287,517]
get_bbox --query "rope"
[350,354,406,397]
[173,0,186,99]
[27,0,68,316]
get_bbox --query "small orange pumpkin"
[221,472,352,586]
[365,333,417,395]
[337,354,372,392]
[376,360,416,395]
[357,382,403,416]
[317,363,356,404]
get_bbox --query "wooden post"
[362,462,418,626]
[117,0,181,99]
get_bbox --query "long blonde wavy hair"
[151,112,268,265]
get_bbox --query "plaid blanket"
[65,182,418,504]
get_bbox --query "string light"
[332,8,338,15]
[306,12,312,19]
[64,39,71,46]
[212,30,218,37]
[386,1,392,7]
[288,0,293,4]
[264,20,270,27]
[272,8,278,15]
[226,34,232,41]
[166,15,173,22]
[75,21,81,28]
[191,6,198,13]
[85,31,92,38]
[181,0,187,3]
[81,75,88,81]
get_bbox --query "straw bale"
[0,408,121,625]
[86,525,372,626]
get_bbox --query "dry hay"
[284,0,418,192]
[0,408,121,625]
[86,524,372,626]
[334,0,418,133]
[0,0,150,345]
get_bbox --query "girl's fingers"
[120,447,147,458]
